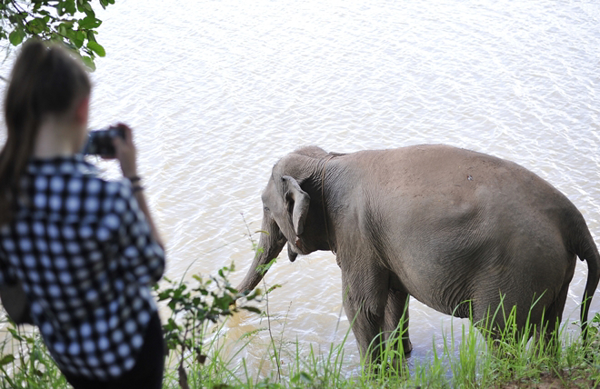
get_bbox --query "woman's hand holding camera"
[110,123,164,249]
[111,123,138,180]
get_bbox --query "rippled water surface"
[2,0,600,376]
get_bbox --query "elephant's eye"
[263,206,270,213]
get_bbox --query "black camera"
[83,126,125,157]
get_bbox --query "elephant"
[236,144,600,363]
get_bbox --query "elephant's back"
[343,144,574,214]
[357,144,581,246]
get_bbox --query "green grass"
[2,310,599,388]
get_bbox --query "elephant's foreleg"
[341,268,388,365]
[383,288,412,356]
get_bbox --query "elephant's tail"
[574,223,600,342]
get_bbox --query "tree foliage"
[0,0,116,70]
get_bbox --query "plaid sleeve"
[102,182,165,286]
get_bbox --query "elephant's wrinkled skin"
[237,144,600,363]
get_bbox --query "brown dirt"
[502,371,598,388]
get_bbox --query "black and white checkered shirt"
[0,155,165,380]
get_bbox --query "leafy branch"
[154,263,263,389]
[0,0,116,69]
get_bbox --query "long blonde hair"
[0,40,91,225]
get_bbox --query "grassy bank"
[1,266,599,388]
[1,309,599,388]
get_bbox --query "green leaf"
[76,0,86,13]
[70,30,85,48]
[27,18,47,34]
[241,306,262,314]
[266,284,282,294]
[291,372,313,385]
[81,55,96,71]
[65,0,77,14]
[9,30,24,46]
[8,12,26,24]
[0,354,15,367]
[79,16,102,29]
[58,24,68,37]
[87,41,105,57]
[87,30,97,42]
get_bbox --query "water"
[1,0,600,377]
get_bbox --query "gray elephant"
[237,144,600,363]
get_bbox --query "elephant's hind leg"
[383,287,413,356]
[533,278,571,355]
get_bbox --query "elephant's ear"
[282,176,310,236]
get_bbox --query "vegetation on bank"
[1,262,599,388]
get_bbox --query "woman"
[0,41,166,388]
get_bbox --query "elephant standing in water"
[236,144,600,363]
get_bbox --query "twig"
[278,301,293,366]
[263,277,282,382]
[240,212,256,248]
[178,325,190,389]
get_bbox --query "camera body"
[83,126,125,157]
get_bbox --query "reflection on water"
[1,0,600,377]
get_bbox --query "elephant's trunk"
[236,216,286,294]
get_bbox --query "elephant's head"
[236,146,336,293]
